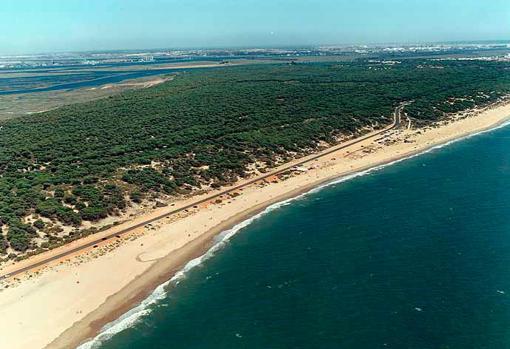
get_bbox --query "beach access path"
[0,105,404,281]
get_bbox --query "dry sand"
[1,102,510,349]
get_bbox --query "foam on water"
[77,199,296,349]
[77,119,510,348]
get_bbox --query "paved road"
[0,105,405,281]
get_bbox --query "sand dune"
[1,101,510,349]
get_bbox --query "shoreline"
[58,182,318,349]
[1,102,510,349]
[54,102,510,349]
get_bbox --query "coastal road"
[0,105,406,281]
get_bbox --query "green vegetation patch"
[1,60,510,253]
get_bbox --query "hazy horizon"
[3,39,510,58]
[1,0,510,55]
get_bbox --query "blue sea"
[84,122,510,349]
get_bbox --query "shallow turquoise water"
[96,124,510,349]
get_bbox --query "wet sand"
[1,101,510,349]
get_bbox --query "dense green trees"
[7,223,34,252]
[1,60,510,253]
[36,198,82,226]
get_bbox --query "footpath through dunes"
[0,105,404,281]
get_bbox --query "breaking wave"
[77,119,510,348]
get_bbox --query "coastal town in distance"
[2,1,510,349]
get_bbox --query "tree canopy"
[1,60,510,254]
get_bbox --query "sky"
[1,0,509,54]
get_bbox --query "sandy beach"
[1,101,510,349]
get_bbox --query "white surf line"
[78,116,510,348]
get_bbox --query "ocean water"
[89,123,510,349]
